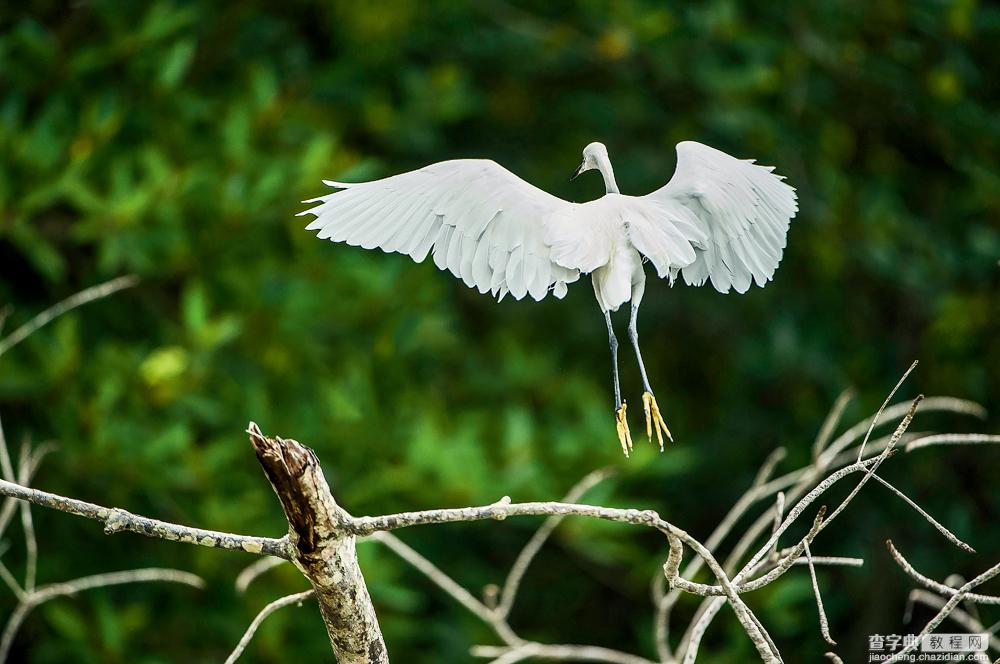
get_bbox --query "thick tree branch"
[248,423,388,664]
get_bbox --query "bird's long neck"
[596,156,620,194]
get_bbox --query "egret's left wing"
[636,141,798,294]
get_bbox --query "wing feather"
[640,141,797,294]
[302,159,584,301]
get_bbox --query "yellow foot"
[615,402,633,457]
[642,391,674,452]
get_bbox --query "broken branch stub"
[248,423,388,664]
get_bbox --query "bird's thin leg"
[605,311,622,410]
[628,303,673,450]
[628,303,653,394]
[605,311,631,456]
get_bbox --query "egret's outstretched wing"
[638,141,798,294]
[301,160,582,301]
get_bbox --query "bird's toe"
[615,402,632,457]
[642,391,673,452]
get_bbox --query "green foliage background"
[1,1,998,661]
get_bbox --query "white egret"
[301,141,797,456]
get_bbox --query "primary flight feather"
[301,141,797,455]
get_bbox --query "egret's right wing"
[301,159,584,301]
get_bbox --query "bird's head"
[572,142,610,180]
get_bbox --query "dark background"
[0,1,998,662]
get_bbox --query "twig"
[672,507,828,597]
[471,643,656,664]
[907,591,1000,654]
[373,531,521,646]
[0,568,203,662]
[723,395,982,579]
[749,448,904,588]
[17,443,37,592]
[358,495,780,659]
[0,422,13,484]
[373,491,664,664]
[0,275,140,359]
[888,541,1000,605]
[0,442,54,540]
[871,474,974,552]
[887,560,1000,663]
[813,388,854,461]
[235,556,287,594]
[803,540,835,645]
[767,492,784,562]
[792,557,863,568]
[0,478,290,558]
[224,589,316,664]
[856,360,918,461]
[0,562,24,602]
[820,396,983,469]
[906,434,1000,453]
[497,468,612,619]
[682,396,921,662]
[655,446,786,662]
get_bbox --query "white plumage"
[301,140,797,455]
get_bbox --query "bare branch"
[804,540,836,645]
[907,591,1000,654]
[672,507,828,598]
[906,434,1000,453]
[351,500,674,536]
[372,531,521,647]
[871,474,974,552]
[682,396,921,662]
[0,561,24,602]
[0,347,991,664]
[372,499,661,664]
[857,360,918,461]
[0,442,54,539]
[0,477,289,558]
[792,556,863,568]
[0,568,203,662]
[471,643,656,664]
[655,446,786,662]
[0,275,140,359]
[747,447,903,589]
[235,556,287,594]
[887,559,1000,663]
[813,388,854,461]
[767,492,784,562]
[820,396,983,469]
[356,491,779,659]
[888,541,1000,605]
[224,589,316,664]
[718,395,980,585]
[16,443,37,593]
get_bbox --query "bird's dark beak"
[571,162,585,181]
